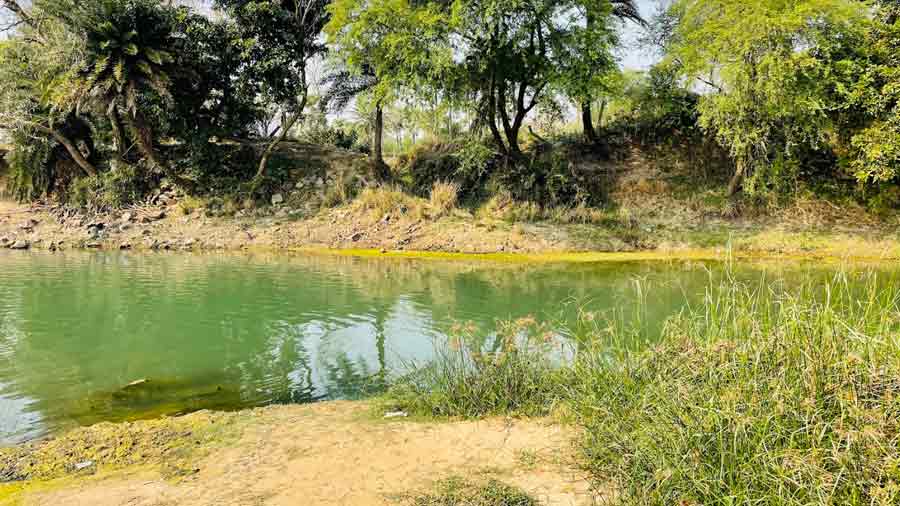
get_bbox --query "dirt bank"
[1,402,594,506]
[2,195,900,262]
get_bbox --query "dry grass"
[356,185,425,220]
[407,477,537,506]
[429,181,459,218]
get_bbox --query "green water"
[0,251,893,444]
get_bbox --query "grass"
[383,318,569,418]
[407,477,537,506]
[384,272,900,505]
[429,181,460,218]
[0,410,242,482]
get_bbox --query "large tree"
[0,7,100,179]
[215,0,331,180]
[324,0,452,177]
[450,0,623,156]
[47,0,181,173]
[662,0,868,195]
[578,0,645,145]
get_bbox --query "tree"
[578,0,645,145]
[839,1,900,185]
[47,0,181,174]
[0,9,100,180]
[215,0,330,180]
[450,0,623,156]
[324,0,452,177]
[663,0,868,195]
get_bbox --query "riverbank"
[1,190,900,261]
[0,402,592,506]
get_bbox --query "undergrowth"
[407,477,537,506]
[385,272,900,505]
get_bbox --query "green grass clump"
[408,477,537,506]
[384,319,568,418]
[572,276,900,506]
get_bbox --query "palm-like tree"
[320,64,390,180]
[62,0,177,170]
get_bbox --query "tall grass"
[385,271,900,505]
[385,318,568,418]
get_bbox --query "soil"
[2,402,597,506]
[2,191,900,261]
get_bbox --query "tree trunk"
[487,77,507,155]
[256,110,301,180]
[108,108,126,158]
[728,162,745,196]
[125,111,167,172]
[32,124,97,177]
[371,101,390,181]
[373,101,384,166]
[582,100,598,144]
[257,70,308,180]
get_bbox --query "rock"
[9,240,29,250]
[275,208,289,219]
[381,214,391,224]
[124,378,150,389]
[119,242,132,250]
[350,232,363,242]
[121,212,134,223]
[0,236,11,248]
[383,411,408,419]
[119,223,132,233]
[73,461,94,471]
[271,193,284,205]
[18,219,38,231]
[141,210,166,223]
[85,241,102,249]
[181,238,196,249]
[295,181,305,190]
[142,229,152,236]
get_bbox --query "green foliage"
[494,148,606,207]
[69,162,155,210]
[573,275,900,506]
[408,477,537,506]
[385,318,567,418]
[839,4,900,185]
[665,0,868,194]
[401,139,497,202]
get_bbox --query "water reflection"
[0,251,892,444]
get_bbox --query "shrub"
[429,181,459,217]
[572,276,900,506]
[68,162,156,211]
[384,318,567,418]
[401,139,497,202]
[356,185,423,218]
[408,477,537,506]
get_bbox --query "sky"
[618,0,665,71]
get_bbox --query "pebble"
[9,240,29,250]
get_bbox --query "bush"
[572,276,900,506]
[428,181,459,217]
[408,477,537,506]
[384,318,568,418]
[68,162,157,211]
[492,148,606,207]
[400,139,497,202]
